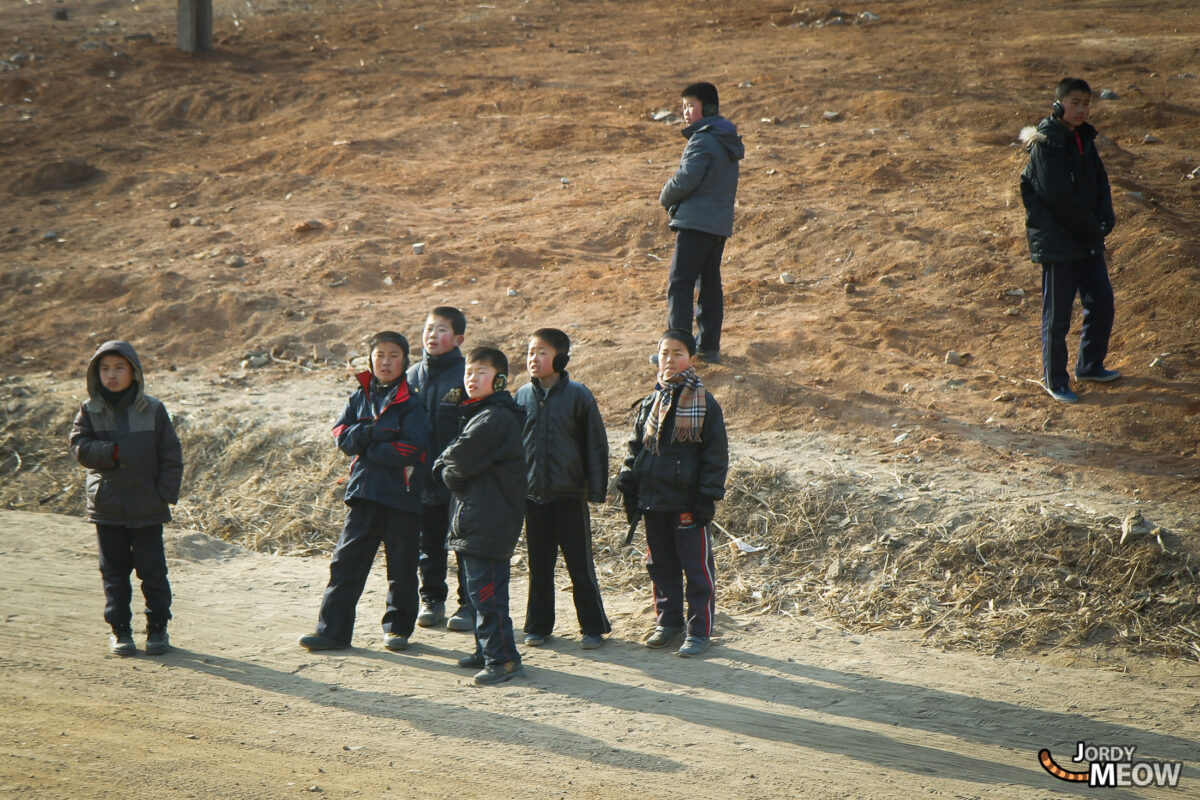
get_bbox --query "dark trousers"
[418,502,468,608]
[460,552,520,667]
[667,228,726,354]
[1041,253,1114,389]
[96,524,171,629]
[643,510,716,638]
[523,498,611,637]
[316,500,420,643]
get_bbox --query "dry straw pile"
[3,377,1196,659]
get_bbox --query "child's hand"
[693,497,716,528]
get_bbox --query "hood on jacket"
[683,116,745,161]
[1021,117,1098,153]
[86,340,147,413]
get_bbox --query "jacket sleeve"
[1095,152,1116,235]
[581,390,609,503]
[698,395,728,501]
[1027,143,1105,242]
[365,402,429,468]
[659,134,713,210]
[69,405,116,470]
[435,410,506,490]
[617,399,647,495]
[332,396,373,456]
[154,404,184,504]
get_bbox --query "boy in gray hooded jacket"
[660,81,745,364]
[70,340,183,656]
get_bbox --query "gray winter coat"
[659,116,745,239]
[69,341,184,527]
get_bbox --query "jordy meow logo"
[1038,742,1183,788]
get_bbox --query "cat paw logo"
[1038,742,1183,788]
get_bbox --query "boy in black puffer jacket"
[516,328,611,650]
[433,347,527,685]
[1020,77,1120,405]
[70,340,183,656]
[299,332,429,653]
[618,330,728,658]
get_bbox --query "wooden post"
[177,0,213,53]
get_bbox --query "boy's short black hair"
[1055,77,1092,100]
[430,306,467,336]
[659,328,697,356]
[681,81,719,111]
[466,346,508,376]
[369,331,409,358]
[531,327,570,356]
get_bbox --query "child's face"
[526,337,558,381]
[464,360,500,400]
[97,353,134,392]
[681,95,704,125]
[1058,89,1091,129]
[656,337,695,379]
[371,342,407,385]
[422,315,463,357]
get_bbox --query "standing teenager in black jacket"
[1020,77,1120,404]
[407,306,472,631]
[516,328,612,650]
[618,330,728,658]
[433,347,528,685]
[299,332,429,653]
[70,340,183,656]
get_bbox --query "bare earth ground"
[2,0,1200,797]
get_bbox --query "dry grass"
[3,378,1196,659]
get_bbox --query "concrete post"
[177,0,213,52]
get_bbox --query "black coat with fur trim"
[1019,117,1115,264]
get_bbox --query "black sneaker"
[523,632,548,647]
[580,634,605,650]
[457,652,485,669]
[383,632,409,652]
[474,659,526,685]
[110,626,136,657]
[298,632,349,651]
[676,635,711,657]
[697,350,721,365]
[644,625,683,649]
[145,624,170,656]
[1075,367,1121,383]
[416,601,445,628]
[446,605,474,632]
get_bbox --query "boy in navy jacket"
[407,306,471,631]
[299,332,430,652]
[70,340,183,656]
[515,328,611,650]
[433,347,527,685]
[618,330,728,658]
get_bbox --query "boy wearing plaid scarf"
[617,330,729,657]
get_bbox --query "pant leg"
[380,508,422,637]
[1041,261,1082,389]
[667,228,709,334]
[643,511,684,629]
[127,524,171,626]
[1076,252,1115,377]
[695,235,726,354]
[674,514,717,638]
[96,525,134,629]
[461,553,519,666]
[552,499,611,636]
[523,500,559,636]
[316,501,382,644]
[418,502,450,605]
[454,556,469,609]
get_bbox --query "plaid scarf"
[643,367,706,452]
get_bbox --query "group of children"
[71,308,730,686]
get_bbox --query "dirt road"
[3,510,1198,799]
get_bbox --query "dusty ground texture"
[2,0,1199,796]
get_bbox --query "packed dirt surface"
[2,0,1199,796]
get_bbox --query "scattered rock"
[822,111,843,122]
[901,383,914,393]
[843,282,856,294]
[944,350,962,366]
[992,392,1014,402]
[733,375,746,382]
[1149,356,1164,368]
[560,177,570,185]
[293,219,324,233]
[41,230,58,241]
[241,353,270,369]
[123,32,154,42]
[225,255,246,268]
[779,272,797,284]
[1099,88,1119,100]
[506,288,518,297]
[1005,288,1025,297]
[189,216,203,226]
[651,110,681,123]
[382,275,394,286]
[738,80,752,88]
[168,217,181,228]
[1120,511,1153,545]
[1142,134,1160,144]
[412,242,425,255]
[1003,307,1020,317]
[859,11,880,22]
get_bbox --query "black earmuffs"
[702,103,719,118]
[492,373,507,392]
[1052,100,1065,119]
[552,351,570,373]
